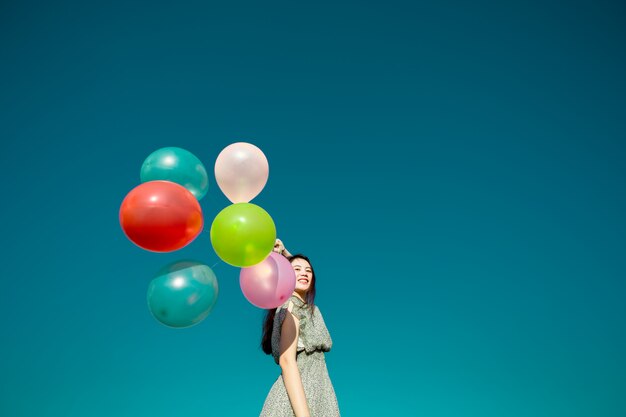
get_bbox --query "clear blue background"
[1,1,625,416]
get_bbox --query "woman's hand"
[273,239,292,257]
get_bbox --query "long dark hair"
[261,254,317,355]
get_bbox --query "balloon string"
[200,229,219,269]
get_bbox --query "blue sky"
[1,1,625,416]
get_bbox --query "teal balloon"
[140,147,209,200]
[147,261,219,328]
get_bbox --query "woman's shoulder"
[277,294,303,311]
[277,295,314,317]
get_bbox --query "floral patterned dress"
[260,295,341,417]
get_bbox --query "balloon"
[119,180,203,252]
[214,142,269,203]
[147,261,219,328]
[210,203,276,267]
[140,147,209,200]
[240,252,296,309]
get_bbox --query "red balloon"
[119,181,203,252]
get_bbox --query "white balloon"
[215,142,269,203]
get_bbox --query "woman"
[259,239,341,417]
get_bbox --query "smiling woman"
[259,242,341,417]
[292,258,313,295]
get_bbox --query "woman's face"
[292,258,313,294]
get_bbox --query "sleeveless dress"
[259,295,341,417]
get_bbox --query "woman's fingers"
[274,238,284,252]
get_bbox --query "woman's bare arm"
[278,302,310,417]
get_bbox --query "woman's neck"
[293,291,307,303]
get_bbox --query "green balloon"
[210,203,276,267]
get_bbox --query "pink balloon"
[215,142,269,203]
[240,252,296,309]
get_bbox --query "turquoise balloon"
[147,261,219,328]
[140,147,209,200]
